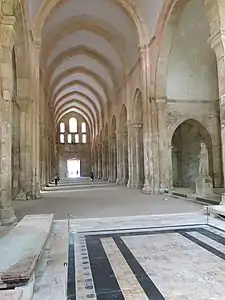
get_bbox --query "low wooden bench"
[0,214,53,289]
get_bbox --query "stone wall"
[57,112,91,178]
[58,144,91,178]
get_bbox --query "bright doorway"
[67,159,81,178]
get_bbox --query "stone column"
[40,123,45,190]
[116,132,123,184]
[138,46,151,193]
[25,101,33,197]
[102,141,108,180]
[156,98,171,191]
[0,15,17,224]
[97,145,102,179]
[127,123,137,188]
[44,133,49,185]
[123,132,129,184]
[16,98,31,200]
[113,136,117,182]
[105,141,109,179]
[94,147,98,177]
[30,40,42,199]
[127,122,144,189]
[206,1,225,186]
[135,123,144,188]
[108,138,113,182]
[11,100,20,199]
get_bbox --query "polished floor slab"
[32,213,225,300]
[66,216,225,300]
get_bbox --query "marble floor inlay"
[67,221,225,300]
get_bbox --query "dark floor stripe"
[85,236,125,300]
[180,232,225,261]
[86,227,197,239]
[208,224,225,234]
[67,233,76,300]
[196,228,225,246]
[113,236,165,300]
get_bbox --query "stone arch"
[34,0,148,46]
[171,118,215,190]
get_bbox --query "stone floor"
[7,180,225,300]
[33,212,225,300]
[13,182,202,221]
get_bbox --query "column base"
[0,207,17,226]
[127,182,136,189]
[15,191,29,201]
[142,184,152,194]
[35,190,42,199]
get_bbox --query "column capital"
[17,97,32,112]
[127,121,143,129]
[116,130,128,136]
[138,36,156,53]
[208,30,225,54]
[33,39,42,49]
[0,15,16,49]
[154,96,167,103]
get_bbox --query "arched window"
[69,117,77,133]
[60,134,65,144]
[82,134,87,144]
[68,134,72,144]
[60,122,65,133]
[75,133,79,144]
[81,122,86,133]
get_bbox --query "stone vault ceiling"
[27,0,165,135]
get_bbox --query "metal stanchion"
[207,206,209,224]
[68,213,71,233]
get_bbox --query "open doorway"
[67,159,81,178]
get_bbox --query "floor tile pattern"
[68,224,225,300]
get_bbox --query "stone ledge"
[0,214,53,288]
[165,190,220,206]
[0,290,23,300]
[208,205,225,218]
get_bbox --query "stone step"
[0,214,54,300]
[49,181,111,187]
[45,183,116,191]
